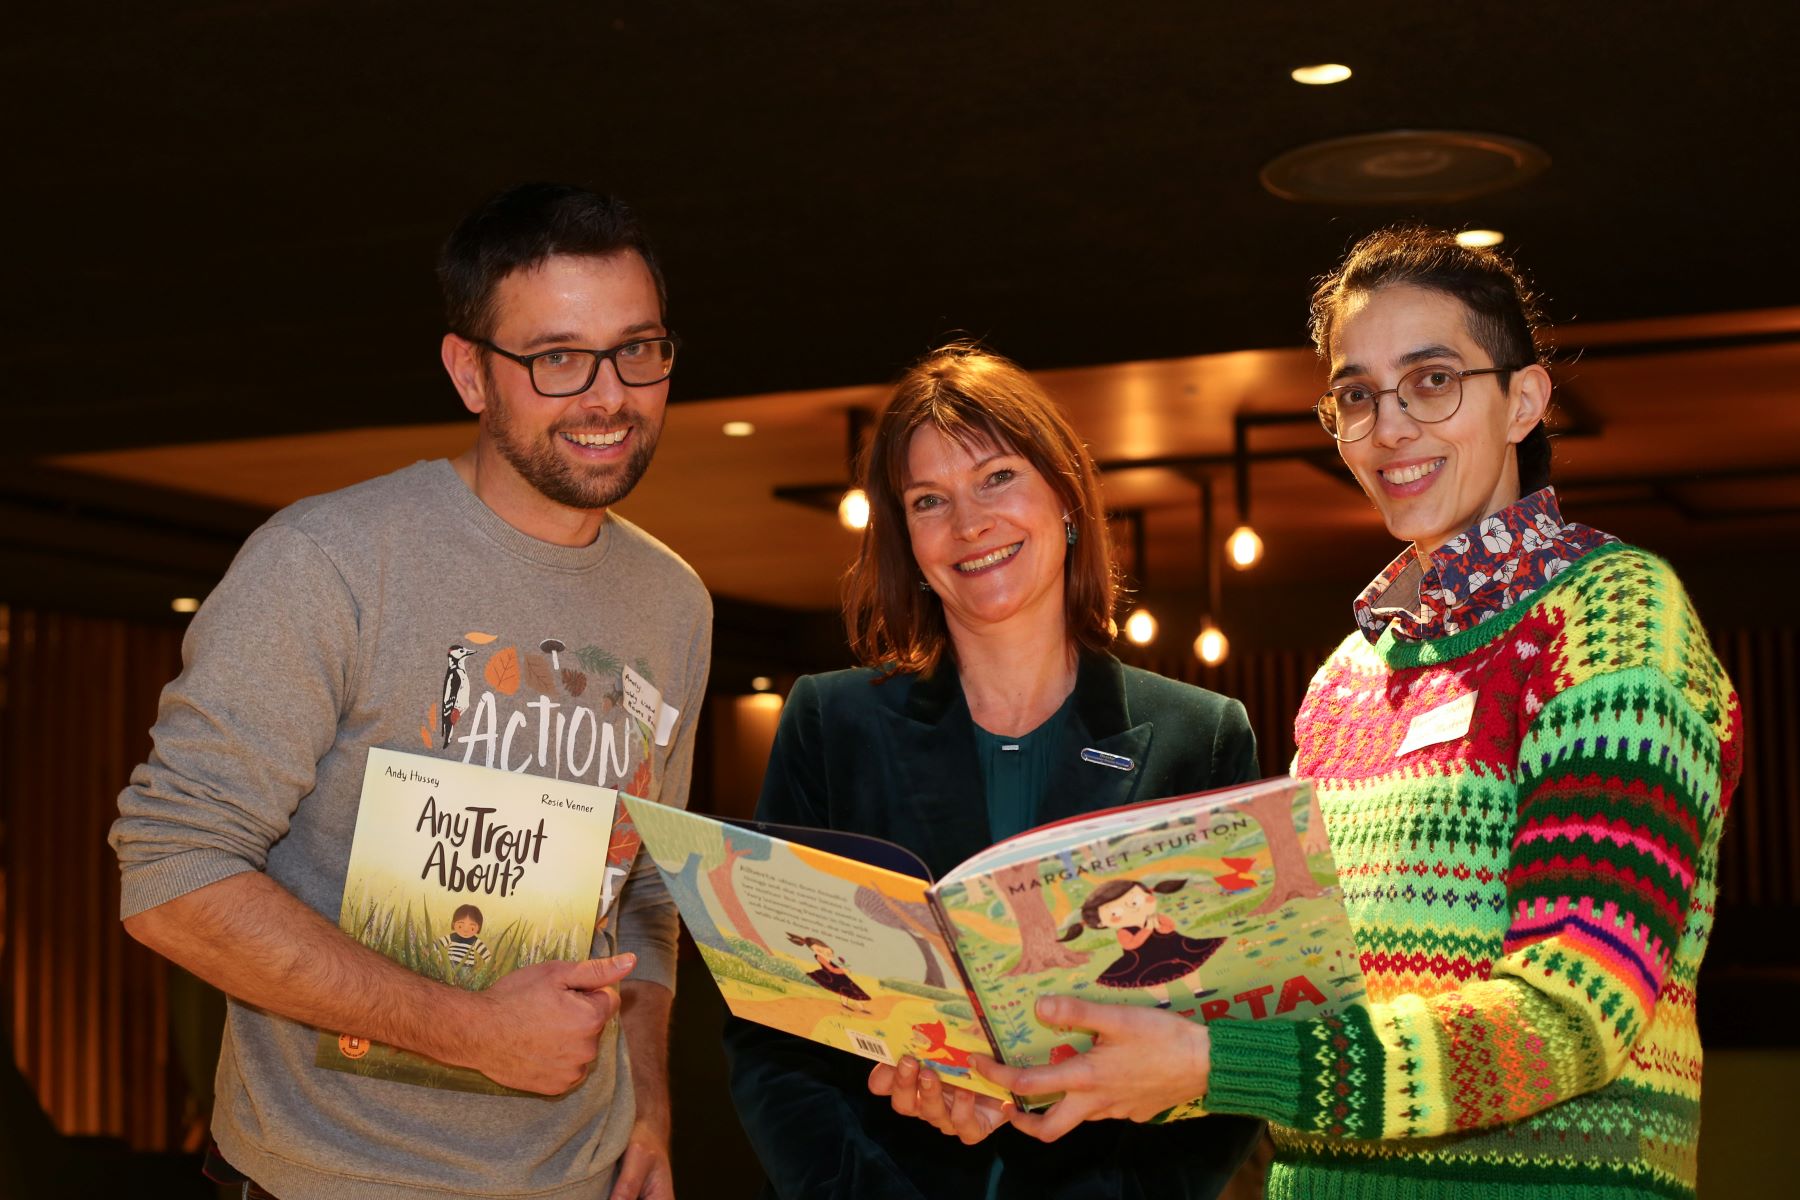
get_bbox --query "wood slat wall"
[1,607,184,1149]
[1118,643,1335,780]
[1714,628,1798,907]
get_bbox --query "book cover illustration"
[931,777,1363,1072]
[622,796,1010,1100]
[314,746,619,1094]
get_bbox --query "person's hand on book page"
[974,995,1210,1142]
[468,953,637,1094]
[868,1057,1012,1144]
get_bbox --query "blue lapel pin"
[1080,748,1134,771]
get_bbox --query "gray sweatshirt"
[110,459,712,1198]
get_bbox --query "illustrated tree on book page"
[711,826,775,953]
[856,887,948,988]
[1228,786,1326,914]
[996,861,1090,975]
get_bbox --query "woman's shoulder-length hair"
[843,343,1118,677]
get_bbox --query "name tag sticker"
[622,665,682,747]
[622,666,662,730]
[1396,692,1477,757]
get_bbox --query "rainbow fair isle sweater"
[1201,490,1742,1200]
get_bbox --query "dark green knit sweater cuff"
[1208,1009,1385,1138]
[1204,1018,1306,1124]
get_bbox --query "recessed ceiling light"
[1291,63,1352,86]
[723,420,755,437]
[1456,228,1505,248]
[171,597,200,613]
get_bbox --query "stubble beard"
[485,389,663,511]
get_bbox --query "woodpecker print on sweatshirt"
[423,629,676,798]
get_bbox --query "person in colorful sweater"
[979,225,1742,1200]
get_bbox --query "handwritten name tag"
[1395,692,1477,757]
[623,665,683,748]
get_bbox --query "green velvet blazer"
[723,652,1265,1200]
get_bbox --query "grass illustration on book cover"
[314,747,619,1094]
[621,795,1010,1101]
[628,777,1362,1108]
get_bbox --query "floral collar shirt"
[1352,487,1619,644]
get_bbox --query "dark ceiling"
[9,0,1798,460]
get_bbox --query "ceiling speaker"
[1261,130,1550,204]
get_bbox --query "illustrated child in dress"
[1059,879,1223,1008]
[787,933,872,1013]
[437,903,493,978]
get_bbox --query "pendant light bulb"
[1194,623,1229,666]
[838,487,870,531]
[1226,524,1263,570]
[1124,607,1158,646]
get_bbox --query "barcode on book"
[845,1029,893,1063]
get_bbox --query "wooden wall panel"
[1118,644,1335,779]
[1714,628,1798,907]
[1,607,184,1149]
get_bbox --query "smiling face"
[444,251,669,535]
[452,915,480,938]
[1095,884,1155,929]
[902,425,1071,646]
[1329,285,1549,556]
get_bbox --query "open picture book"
[623,775,1365,1108]
[313,747,632,1094]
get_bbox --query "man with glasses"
[111,184,709,1200]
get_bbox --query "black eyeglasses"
[475,335,679,396]
[1316,364,1518,443]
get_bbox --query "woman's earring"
[1065,520,1079,546]
[919,576,934,593]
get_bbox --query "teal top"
[972,692,1076,841]
[974,691,1076,1199]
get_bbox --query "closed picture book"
[624,775,1365,1108]
[314,747,623,1094]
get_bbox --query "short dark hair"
[1310,225,1553,493]
[438,183,667,341]
[451,904,483,928]
[843,343,1119,678]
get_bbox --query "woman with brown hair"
[722,343,1264,1199]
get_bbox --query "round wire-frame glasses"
[1315,363,1517,443]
